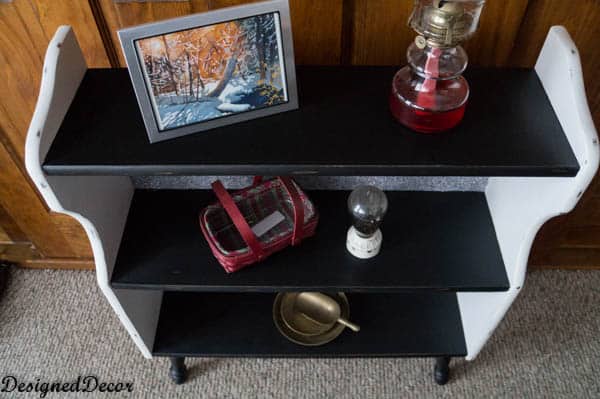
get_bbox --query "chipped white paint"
[25,26,160,359]
[458,26,599,360]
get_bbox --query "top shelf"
[43,66,579,177]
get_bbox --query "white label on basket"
[252,211,285,237]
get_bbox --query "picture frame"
[118,0,298,143]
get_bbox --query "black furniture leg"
[0,262,11,300]
[433,356,451,385]
[169,357,187,384]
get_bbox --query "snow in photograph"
[135,13,288,131]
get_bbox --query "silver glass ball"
[348,185,388,237]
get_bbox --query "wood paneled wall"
[91,0,600,119]
[0,0,104,268]
[95,0,345,65]
[1,0,599,268]
[87,0,600,268]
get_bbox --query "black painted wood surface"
[110,189,509,292]
[43,67,578,177]
[152,292,467,357]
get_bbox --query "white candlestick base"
[346,226,382,259]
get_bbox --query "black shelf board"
[43,66,578,177]
[152,291,467,357]
[110,189,509,292]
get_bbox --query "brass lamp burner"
[410,0,483,47]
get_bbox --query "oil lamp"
[390,0,486,133]
[346,186,388,259]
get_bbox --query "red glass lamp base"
[389,92,466,134]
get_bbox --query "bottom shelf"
[152,292,467,357]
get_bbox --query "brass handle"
[337,318,360,332]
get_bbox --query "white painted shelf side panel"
[458,26,599,361]
[24,26,162,359]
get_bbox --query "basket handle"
[211,180,265,261]
[277,176,305,246]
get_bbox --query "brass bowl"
[273,292,350,346]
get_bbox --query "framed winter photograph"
[118,0,297,143]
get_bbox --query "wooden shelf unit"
[25,26,598,385]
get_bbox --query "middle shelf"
[110,189,509,292]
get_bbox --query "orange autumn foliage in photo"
[137,21,242,85]
[135,13,285,130]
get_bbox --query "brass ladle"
[295,292,361,332]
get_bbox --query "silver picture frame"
[118,0,298,143]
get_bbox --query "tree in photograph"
[185,50,194,98]
[135,13,286,129]
[252,14,278,85]
[207,36,244,98]
[161,35,179,96]
[255,16,266,82]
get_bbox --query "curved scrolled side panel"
[25,26,160,359]
[459,26,600,361]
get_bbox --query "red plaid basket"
[199,176,319,273]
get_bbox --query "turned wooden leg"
[433,356,451,385]
[169,356,187,384]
